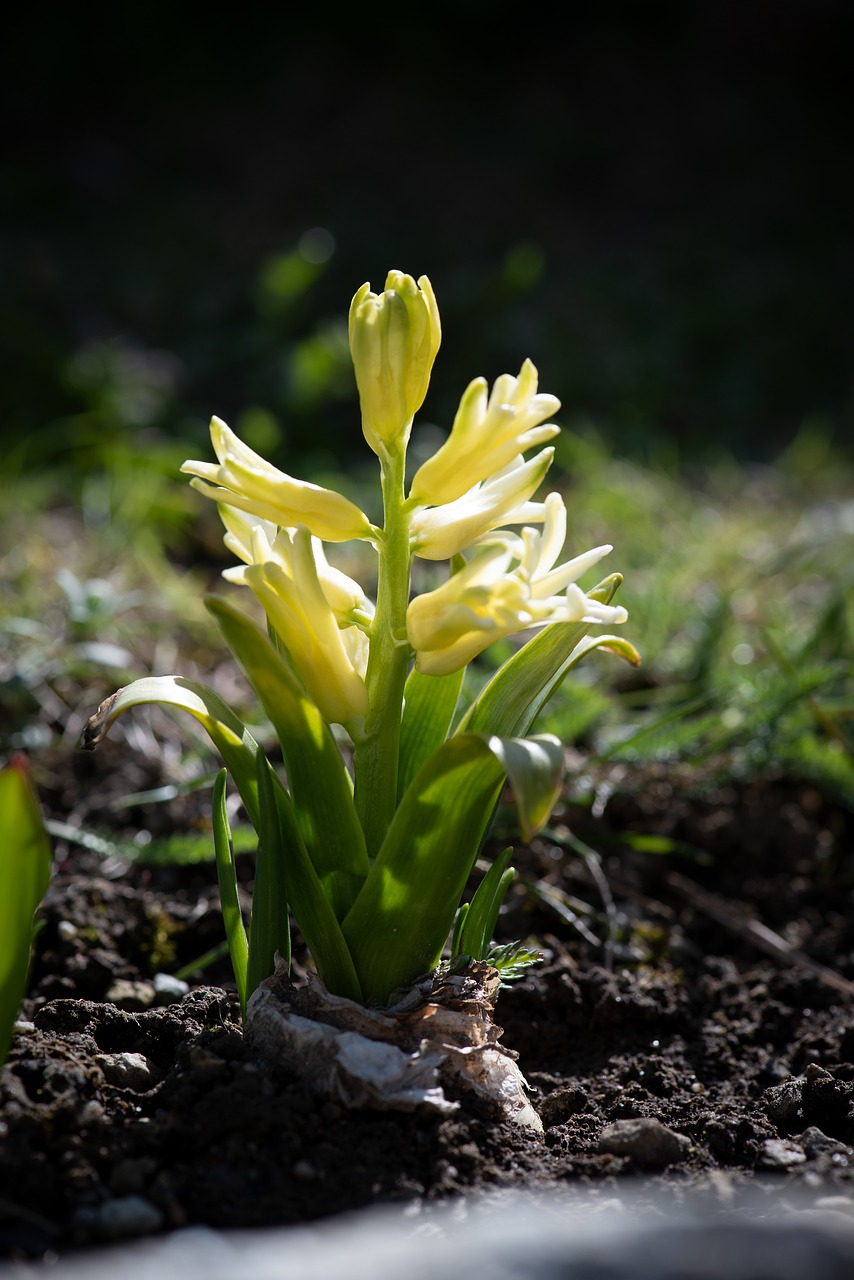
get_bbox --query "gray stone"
[763,1074,803,1126]
[152,973,190,1005]
[760,1138,807,1168]
[92,1196,164,1240]
[105,979,156,1011]
[800,1127,852,1160]
[94,1052,159,1092]
[597,1117,691,1167]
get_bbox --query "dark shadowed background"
[2,0,852,480]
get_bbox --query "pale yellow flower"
[410,359,560,506]
[218,506,375,629]
[237,525,370,727]
[349,271,441,455]
[407,493,627,675]
[409,449,554,561]
[181,417,373,543]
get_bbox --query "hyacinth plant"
[85,271,638,1012]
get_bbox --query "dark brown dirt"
[2,741,853,1258]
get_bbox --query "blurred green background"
[2,0,852,478]
[1,1,852,816]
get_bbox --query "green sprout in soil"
[0,756,52,1069]
[84,271,638,1012]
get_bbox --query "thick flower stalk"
[85,268,638,1016]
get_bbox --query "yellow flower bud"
[348,271,441,454]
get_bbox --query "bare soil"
[2,741,853,1257]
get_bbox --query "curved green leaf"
[562,633,641,671]
[457,573,627,739]
[206,596,369,918]
[82,676,263,827]
[342,732,563,1002]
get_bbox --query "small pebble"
[799,1126,851,1160]
[94,1052,159,1092]
[92,1195,164,1239]
[760,1138,807,1169]
[79,1100,106,1124]
[597,1118,691,1168]
[763,1076,803,1126]
[153,972,190,1005]
[105,979,156,1011]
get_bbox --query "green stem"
[353,446,413,856]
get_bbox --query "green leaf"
[257,760,363,1004]
[246,752,292,999]
[211,769,249,1013]
[457,574,628,739]
[454,847,515,960]
[342,733,563,1003]
[206,596,369,919]
[0,758,52,1068]
[485,941,543,984]
[397,665,465,801]
[563,633,641,672]
[450,901,470,957]
[82,676,263,828]
[490,735,565,841]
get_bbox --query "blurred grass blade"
[397,665,465,801]
[342,733,563,1002]
[454,847,514,960]
[206,595,369,918]
[211,768,249,1013]
[458,574,627,738]
[0,757,53,1068]
[82,676,263,828]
